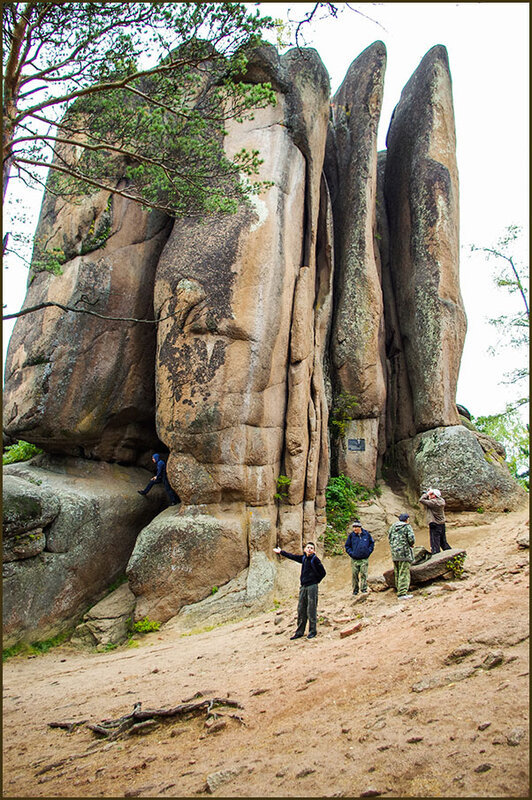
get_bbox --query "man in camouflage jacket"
[388,513,415,599]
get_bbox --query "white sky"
[3,2,529,420]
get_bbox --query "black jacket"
[279,550,326,586]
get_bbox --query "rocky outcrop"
[153,44,332,606]
[383,45,466,434]
[2,457,162,645]
[3,174,171,464]
[2,42,525,643]
[394,426,527,511]
[325,42,387,486]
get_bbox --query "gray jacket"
[419,493,446,524]
[388,521,415,562]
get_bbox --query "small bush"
[329,393,359,439]
[133,617,161,634]
[445,552,467,579]
[3,440,43,465]
[274,474,291,502]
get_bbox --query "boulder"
[165,551,276,632]
[3,473,61,535]
[71,581,136,648]
[394,426,527,511]
[383,547,466,587]
[2,456,162,645]
[127,507,250,622]
[384,45,466,433]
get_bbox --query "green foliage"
[133,617,161,634]
[329,393,359,438]
[211,586,219,595]
[3,440,43,465]
[32,245,66,276]
[80,197,113,254]
[3,3,279,221]
[321,475,380,555]
[470,225,529,391]
[473,407,529,488]
[3,630,70,662]
[445,552,466,579]
[274,474,291,502]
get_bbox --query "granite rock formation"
[3,43,526,642]
[3,456,161,645]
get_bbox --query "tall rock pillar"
[383,45,466,433]
[325,42,387,487]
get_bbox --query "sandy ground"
[2,506,529,798]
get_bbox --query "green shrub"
[329,393,359,439]
[133,617,161,634]
[274,474,291,502]
[321,475,381,556]
[445,552,467,579]
[3,440,43,465]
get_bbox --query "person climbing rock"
[387,513,416,600]
[138,453,180,506]
[273,542,326,639]
[419,488,451,554]
[345,520,374,595]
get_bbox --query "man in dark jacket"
[273,542,326,640]
[345,520,375,595]
[138,453,180,505]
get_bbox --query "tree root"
[49,697,245,744]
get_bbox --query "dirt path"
[3,508,529,798]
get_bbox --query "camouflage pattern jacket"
[388,521,415,562]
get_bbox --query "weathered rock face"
[2,42,526,642]
[153,45,332,581]
[2,457,163,645]
[393,426,527,511]
[325,42,387,487]
[70,581,136,649]
[3,181,172,464]
[127,507,250,622]
[383,45,467,434]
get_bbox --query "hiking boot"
[137,490,147,496]
[398,594,413,600]
[352,590,359,596]
[290,633,304,640]
[307,631,317,639]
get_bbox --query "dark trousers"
[295,583,318,636]
[141,476,180,505]
[429,522,451,554]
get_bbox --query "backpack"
[308,554,326,583]
[412,546,432,565]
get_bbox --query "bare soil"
[3,507,529,798]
